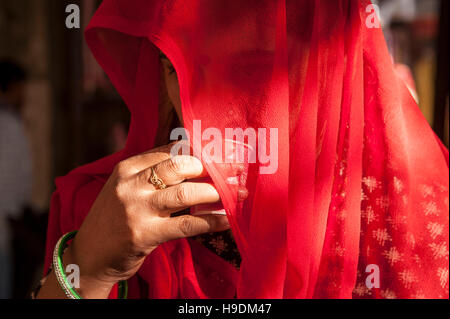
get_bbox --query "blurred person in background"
[0,60,32,298]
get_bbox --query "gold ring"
[149,167,167,190]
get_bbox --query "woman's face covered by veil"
[70,0,450,298]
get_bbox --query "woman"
[37,0,449,299]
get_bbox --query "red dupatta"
[44,0,449,299]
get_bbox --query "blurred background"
[0,0,448,299]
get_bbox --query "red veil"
[44,0,449,299]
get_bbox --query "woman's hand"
[38,142,235,299]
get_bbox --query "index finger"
[122,140,192,174]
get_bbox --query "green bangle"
[53,231,128,299]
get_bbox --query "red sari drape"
[44,0,449,299]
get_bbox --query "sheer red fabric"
[44,0,449,299]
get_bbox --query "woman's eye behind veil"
[160,52,177,75]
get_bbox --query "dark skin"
[37,57,246,299]
[38,143,236,298]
